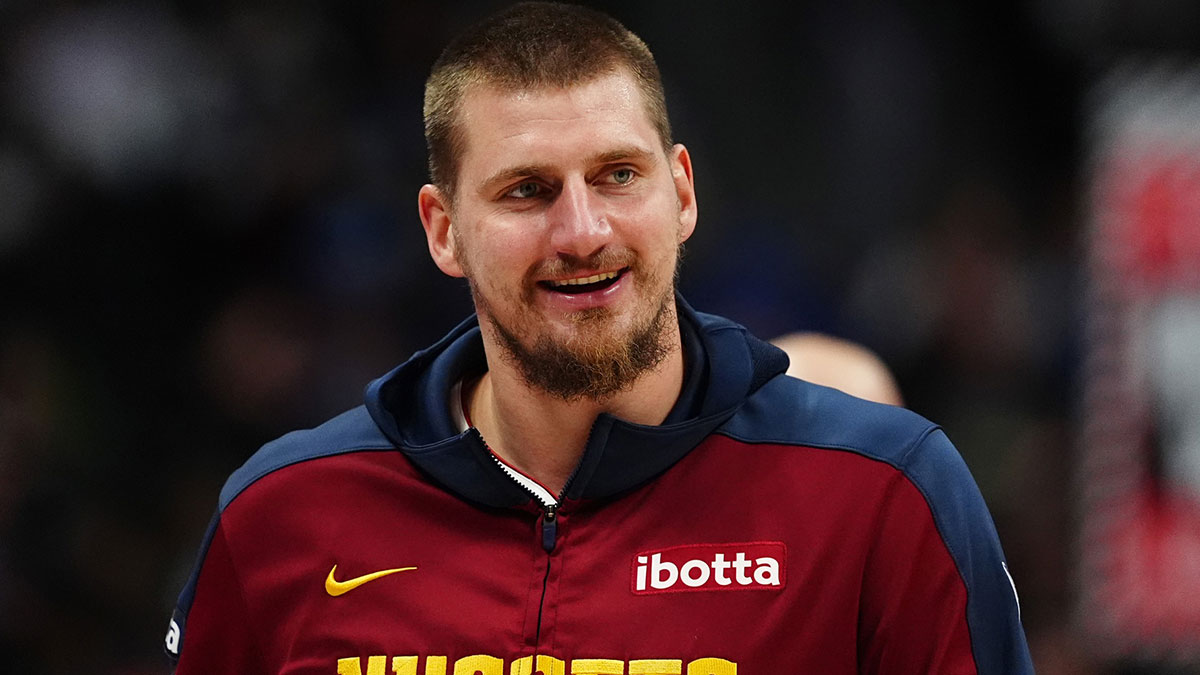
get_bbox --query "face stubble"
[456,229,680,402]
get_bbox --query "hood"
[364,294,789,508]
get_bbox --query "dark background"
[2,1,1199,672]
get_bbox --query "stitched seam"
[857,466,906,662]
[896,425,940,471]
[894,432,981,674]
[717,427,981,671]
[713,426,939,469]
[221,445,394,511]
[214,522,272,671]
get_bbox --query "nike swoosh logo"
[325,564,417,597]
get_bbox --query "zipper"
[541,504,558,552]
[483,440,582,553]
[486,457,565,647]
[476,429,589,651]
[491,459,563,553]
[540,456,584,552]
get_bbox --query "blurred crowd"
[2,1,1199,672]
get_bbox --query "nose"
[547,177,612,260]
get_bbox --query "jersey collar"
[364,294,788,508]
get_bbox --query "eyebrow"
[478,145,658,193]
[591,146,657,166]
[480,164,553,193]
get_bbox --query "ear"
[418,184,465,278]
[670,144,697,243]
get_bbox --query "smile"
[540,269,627,294]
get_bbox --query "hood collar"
[364,295,788,508]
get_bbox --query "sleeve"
[165,510,268,673]
[857,428,1034,675]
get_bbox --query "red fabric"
[176,437,976,673]
[857,470,975,673]
[175,524,267,674]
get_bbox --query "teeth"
[549,271,619,287]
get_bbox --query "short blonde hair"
[423,2,673,202]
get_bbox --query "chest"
[227,446,894,673]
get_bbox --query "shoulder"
[718,374,986,528]
[720,374,943,471]
[217,405,393,512]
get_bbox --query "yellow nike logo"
[325,564,417,597]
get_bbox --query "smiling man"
[418,59,697,495]
[166,3,1033,673]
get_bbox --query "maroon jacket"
[167,302,1032,673]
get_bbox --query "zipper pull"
[541,504,558,553]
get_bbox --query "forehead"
[454,71,662,181]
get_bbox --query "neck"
[465,319,686,498]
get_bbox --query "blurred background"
[2,0,1200,672]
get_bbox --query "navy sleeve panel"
[218,405,394,511]
[169,517,268,673]
[905,428,1033,674]
[721,375,1033,674]
[165,510,219,664]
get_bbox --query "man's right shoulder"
[217,406,394,512]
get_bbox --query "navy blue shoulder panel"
[719,375,1033,674]
[168,405,393,663]
[217,405,394,511]
[718,373,938,459]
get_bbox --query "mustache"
[527,247,638,281]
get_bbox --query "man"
[166,3,1033,673]
[770,331,905,406]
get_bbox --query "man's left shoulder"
[717,374,947,470]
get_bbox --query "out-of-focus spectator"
[771,332,904,406]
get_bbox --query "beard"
[463,243,680,402]
[489,289,674,401]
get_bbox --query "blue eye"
[507,182,541,199]
[612,168,634,184]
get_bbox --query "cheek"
[467,227,542,284]
[624,199,685,254]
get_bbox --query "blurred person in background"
[166,2,1030,673]
[771,331,904,406]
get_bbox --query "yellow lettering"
[392,656,418,675]
[687,658,736,675]
[338,656,388,675]
[629,660,682,675]
[537,655,566,675]
[571,659,625,675]
[510,655,566,675]
[453,654,504,675]
[336,654,734,675]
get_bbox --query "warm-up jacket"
[166,297,1033,674]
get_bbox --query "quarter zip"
[483,439,582,553]
[539,458,585,553]
[541,504,558,552]
[492,457,562,553]
[473,426,587,651]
